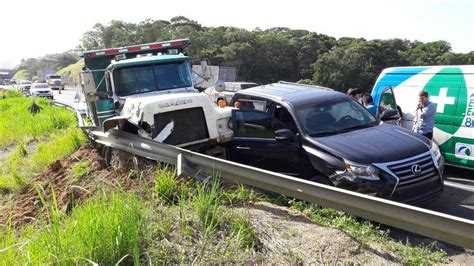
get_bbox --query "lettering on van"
[467,94,474,116]
[465,93,474,128]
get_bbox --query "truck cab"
[45,74,64,90]
[81,39,233,151]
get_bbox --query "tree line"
[16,16,474,92]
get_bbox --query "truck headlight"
[343,160,380,181]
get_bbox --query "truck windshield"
[113,61,192,96]
[297,98,377,136]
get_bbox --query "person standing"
[362,94,377,116]
[347,88,363,103]
[412,90,436,140]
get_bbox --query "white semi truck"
[80,39,233,154]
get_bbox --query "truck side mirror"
[274,129,295,143]
[215,80,225,92]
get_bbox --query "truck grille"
[153,107,209,146]
[386,152,437,186]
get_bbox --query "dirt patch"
[0,145,14,163]
[236,202,396,264]
[0,144,148,228]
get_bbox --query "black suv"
[228,82,444,204]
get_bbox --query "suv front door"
[228,108,301,175]
[377,86,401,125]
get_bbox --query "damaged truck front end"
[80,39,233,151]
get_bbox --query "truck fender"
[103,116,130,132]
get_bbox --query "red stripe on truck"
[149,44,163,49]
[170,41,185,46]
[127,46,141,52]
[105,49,119,55]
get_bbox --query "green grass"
[154,167,191,204]
[0,94,84,192]
[0,127,85,192]
[0,90,23,99]
[68,161,91,184]
[0,96,77,149]
[0,192,143,265]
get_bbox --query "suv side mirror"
[274,129,295,143]
[379,109,400,121]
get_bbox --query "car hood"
[309,123,430,164]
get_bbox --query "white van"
[371,65,474,170]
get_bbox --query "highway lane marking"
[446,177,474,184]
[444,181,474,192]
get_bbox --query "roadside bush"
[0,89,23,99]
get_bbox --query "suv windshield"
[297,98,377,136]
[113,61,192,96]
[48,75,61,79]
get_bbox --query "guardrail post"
[177,153,208,182]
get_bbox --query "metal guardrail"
[58,101,474,249]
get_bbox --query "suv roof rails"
[277,81,333,91]
[278,80,334,91]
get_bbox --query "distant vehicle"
[204,82,258,105]
[45,74,64,90]
[30,83,53,99]
[0,71,12,85]
[17,80,32,94]
[36,69,55,83]
[228,82,444,205]
[371,65,473,170]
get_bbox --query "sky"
[0,0,473,68]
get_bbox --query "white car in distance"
[30,83,54,99]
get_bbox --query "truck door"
[80,71,115,126]
[228,108,301,175]
[377,86,401,125]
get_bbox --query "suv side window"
[234,110,287,138]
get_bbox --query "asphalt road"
[424,166,474,220]
[3,85,473,220]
